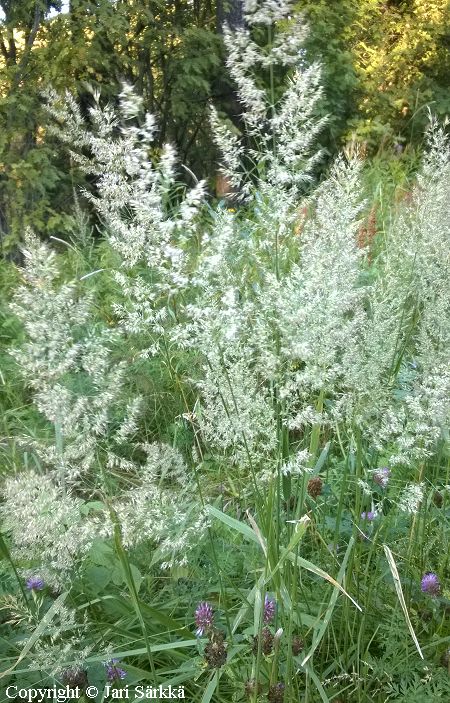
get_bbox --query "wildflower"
[373,467,390,488]
[195,601,214,636]
[252,626,274,656]
[26,576,45,591]
[204,629,227,668]
[357,479,372,496]
[104,659,127,682]
[361,511,376,521]
[61,668,88,689]
[307,477,323,498]
[421,572,441,596]
[263,595,276,624]
[268,682,285,703]
[291,635,304,655]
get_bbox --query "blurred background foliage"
[0,0,449,252]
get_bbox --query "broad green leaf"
[85,565,112,593]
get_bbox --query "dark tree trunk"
[213,1,246,198]
[216,0,245,33]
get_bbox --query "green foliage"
[0,1,222,250]
[295,0,359,149]
[1,0,449,249]
[349,0,450,146]
[294,0,450,151]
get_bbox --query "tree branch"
[0,36,8,61]
[11,2,41,91]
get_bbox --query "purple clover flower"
[361,511,376,521]
[26,576,45,591]
[421,572,441,596]
[373,467,390,488]
[195,601,214,636]
[104,659,127,682]
[263,595,276,624]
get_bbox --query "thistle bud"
[307,477,323,499]
[291,635,304,656]
[268,682,285,703]
[61,668,89,690]
[204,629,227,668]
[252,627,274,656]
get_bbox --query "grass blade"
[383,544,423,659]
[301,536,355,666]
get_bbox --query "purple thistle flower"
[26,576,45,591]
[361,510,376,521]
[104,659,127,682]
[421,572,441,596]
[195,601,214,636]
[263,595,276,624]
[373,467,390,488]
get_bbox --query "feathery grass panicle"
[212,1,326,200]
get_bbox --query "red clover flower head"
[263,594,276,624]
[195,601,214,636]
[421,572,441,596]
